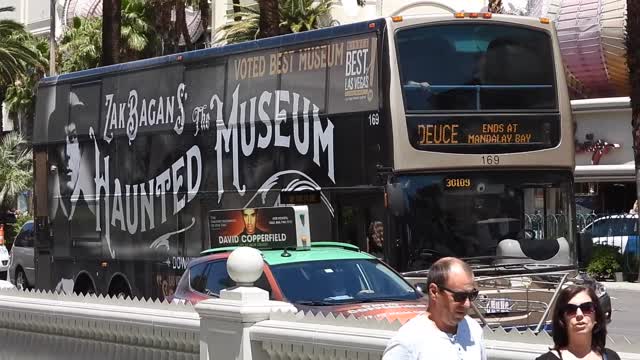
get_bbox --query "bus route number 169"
[369,113,380,126]
[481,155,500,165]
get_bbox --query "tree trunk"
[258,0,280,39]
[199,0,210,45]
[151,0,172,55]
[627,0,640,279]
[102,0,122,65]
[176,0,192,50]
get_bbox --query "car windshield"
[269,259,420,304]
[388,171,575,271]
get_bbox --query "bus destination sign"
[407,115,560,154]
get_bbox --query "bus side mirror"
[386,183,406,217]
[578,231,593,269]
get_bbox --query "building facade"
[0,0,60,36]
[572,97,635,215]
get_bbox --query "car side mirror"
[578,231,593,269]
[414,282,428,294]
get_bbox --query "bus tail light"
[368,22,376,29]
[391,16,403,22]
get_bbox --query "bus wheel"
[108,277,131,300]
[15,269,28,290]
[73,274,96,296]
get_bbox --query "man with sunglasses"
[383,257,486,360]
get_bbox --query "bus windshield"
[390,171,574,271]
[396,23,557,112]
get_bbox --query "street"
[608,288,640,342]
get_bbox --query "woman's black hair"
[551,285,607,353]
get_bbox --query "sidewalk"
[601,281,640,291]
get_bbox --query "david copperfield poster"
[208,207,299,249]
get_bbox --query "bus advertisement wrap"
[37,31,380,265]
[208,207,299,249]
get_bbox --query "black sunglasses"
[564,301,595,316]
[438,285,479,303]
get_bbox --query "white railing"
[0,285,639,360]
[0,288,199,360]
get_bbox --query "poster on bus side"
[208,207,301,249]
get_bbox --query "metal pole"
[534,272,569,334]
[49,0,56,76]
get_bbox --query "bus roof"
[39,18,386,87]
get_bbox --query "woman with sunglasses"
[536,285,620,360]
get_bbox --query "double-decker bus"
[32,11,602,326]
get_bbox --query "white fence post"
[194,247,296,360]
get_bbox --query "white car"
[581,214,638,253]
[0,244,9,275]
[8,220,35,290]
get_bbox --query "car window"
[270,259,419,303]
[23,226,34,248]
[14,222,34,248]
[189,262,209,293]
[590,218,637,237]
[205,261,235,295]
[22,221,34,233]
[14,232,24,248]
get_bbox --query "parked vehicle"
[169,242,428,323]
[8,220,34,290]
[0,245,9,277]
[581,214,638,253]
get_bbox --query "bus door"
[335,192,387,260]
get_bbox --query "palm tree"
[0,132,32,210]
[60,0,153,73]
[0,7,47,87]
[216,0,333,44]
[258,0,280,38]
[627,0,640,278]
[175,0,192,50]
[59,17,102,73]
[103,0,122,65]
[152,0,175,54]
[3,34,48,136]
[120,0,154,59]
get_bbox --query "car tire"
[15,269,28,291]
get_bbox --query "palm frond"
[0,132,32,208]
[215,0,334,44]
